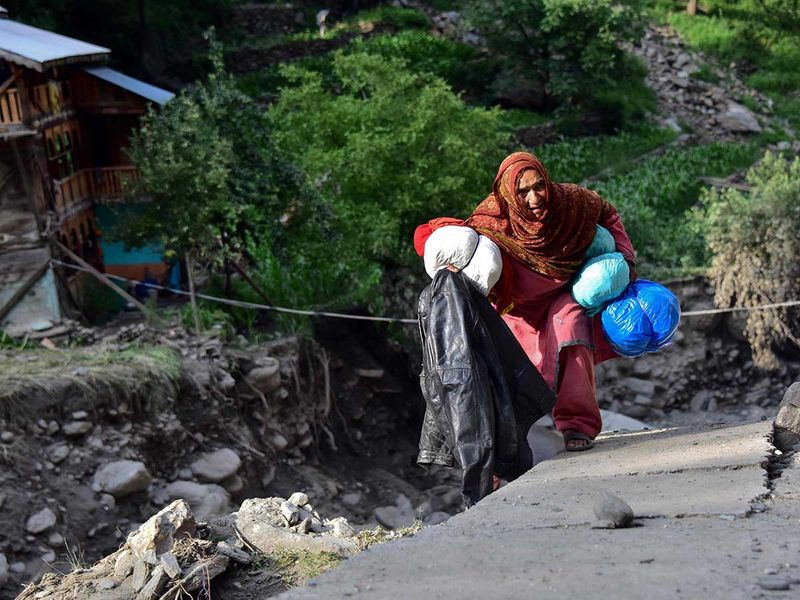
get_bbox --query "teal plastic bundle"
[601,280,681,357]
[585,225,616,259]
[571,251,630,315]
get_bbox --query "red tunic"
[490,208,636,438]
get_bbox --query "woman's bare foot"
[563,430,595,451]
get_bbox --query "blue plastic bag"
[601,280,681,357]
[572,251,630,315]
[585,225,616,259]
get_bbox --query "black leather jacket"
[417,270,556,506]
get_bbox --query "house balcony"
[53,166,140,213]
[0,87,23,128]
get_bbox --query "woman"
[417,152,636,451]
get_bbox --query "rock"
[221,475,244,494]
[164,481,231,521]
[25,507,57,534]
[0,553,8,586]
[48,444,70,464]
[0,431,13,443]
[690,390,711,412]
[132,560,150,591]
[288,492,309,507]
[244,358,281,393]
[281,501,301,526]
[269,433,289,451]
[41,550,56,563]
[47,532,64,547]
[424,512,451,526]
[190,448,241,483]
[177,468,194,481]
[135,565,168,600]
[235,498,358,557]
[718,102,762,133]
[621,377,656,397]
[164,554,229,596]
[62,421,93,437]
[97,578,117,591]
[757,575,791,591]
[99,493,116,509]
[10,561,25,574]
[114,549,136,579]
[341,492,362,506]
[374,505,415,531]
[216,541,251,565]
[774,382,800,452]
[327,516,356,538]
[94,461,152,497]
[127,500,196,564]
[72,410,89,420]
[593,493,634,528]
[160,552,182,579]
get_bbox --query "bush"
[699,152,800,369]
[592,143,759,275]
[269,51,509,272]
[349,31,495,99]
[121,31,301,267]
[533,124,678,183]
[464,0,650,122]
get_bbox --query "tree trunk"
[185,253,201,333]
[687,0,698,15]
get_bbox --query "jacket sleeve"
[599,202,637,281]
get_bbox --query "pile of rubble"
[0,320,464,599]
[635,26,771,140]
[16,492,365,600]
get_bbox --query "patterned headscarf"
[466,152,610,279]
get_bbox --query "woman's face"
[516,168,547,220]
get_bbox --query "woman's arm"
[599,203,637,281]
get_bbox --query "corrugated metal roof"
[0,19,109,71]
[84,67,174,106]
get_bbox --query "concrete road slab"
[281,514,800,600]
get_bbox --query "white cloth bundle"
[423,226,502,296]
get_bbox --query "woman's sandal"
[563,430,595,452]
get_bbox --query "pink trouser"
[553,344,601,439]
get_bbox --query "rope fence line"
[50,259,799,325]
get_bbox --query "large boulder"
[93,460,152,498]
[164,481,231,521]
[775,382,800,452]
[25,507,57,534]
[190,449,241,483]
[718,101,762,133]
[127,500,196,564]
[234,498,358,557]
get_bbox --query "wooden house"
[0,6,174,336]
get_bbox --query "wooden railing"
[53,166,140,212]
[0,88,22,126]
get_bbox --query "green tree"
[463,0,650,122]
[701,152,800,369]
[268,51,509,268]
[121,31,300,269]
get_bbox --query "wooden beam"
[0,260,50,325]
[53,239,150,316]
[0,69,22,97]
[10,138,42,234]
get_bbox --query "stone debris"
[189,448,242,483]
[161,481,231,521]
[635,26,770,141]
[25,507,57,534]
[15,492,365,599]
[774,382,800,452]
[592,493,634,529]
[93,460,153,498]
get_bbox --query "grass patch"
[266,548,343,587]
[356,521,423,551]
[0,345,181,419]
[532,124,679,183]
[660,5,800,129]
[593,142,760,278]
